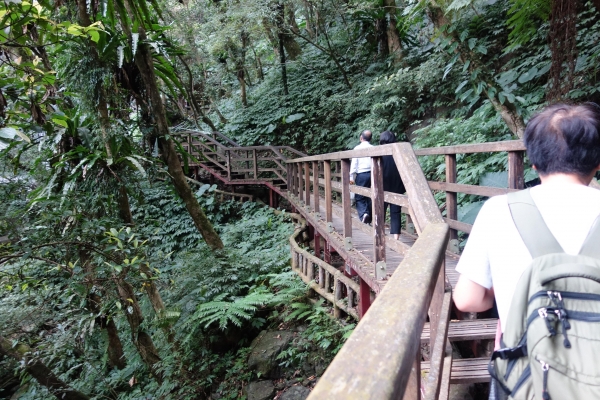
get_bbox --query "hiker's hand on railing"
[350,180,355,185]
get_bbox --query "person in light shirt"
[350,130,373,223]
[454,102,600,332]
[453,103,600,399]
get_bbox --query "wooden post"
[334,161,340,201]
[304,162,311,206]
[313,161,320,213]
[314,230,321,259]
[371,157,385,264]
[287,164,291,193]
[445,154,458,243]
[297,162,303,200]
[359,278,371,317]
[253,149,258,179]
[508,151,525,189]
[293,163,299,197]
[334,278,342,318]
[324,160,333,223]
[226,150,231,181]
[341,159,352,239]
[269,188,275,208]
[324,240,331,263]
[402,351,421,400]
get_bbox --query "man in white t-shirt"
[454,103,600,333]
[350,130,373,223]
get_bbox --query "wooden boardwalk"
[324,196,460,291]
[176,130,532,397]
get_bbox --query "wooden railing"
[287,143,452,400]
[290,222,360,320]
[414,140,526,250]
[171,130,306,184]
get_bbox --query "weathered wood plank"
[393,143,444,232]
[445,155,458,243]
[414,140,525,156]
[508,151,525,189]
[324,161,333,222]
[313,161,319,213]
[341,159,352,238]
[428,181,519,197]
[252,149,258,178]
[371,157,385,265]
[305,162,311,205]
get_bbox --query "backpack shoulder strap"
[507,189,564,258]
[578,214,600,258]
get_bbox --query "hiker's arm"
[454,275,495,312]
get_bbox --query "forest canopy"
[1,0,599,398]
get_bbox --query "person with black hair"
[350,130,373,223]
[379,131,406,240]
[454,102,600,335]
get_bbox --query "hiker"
[453,103,600,399]
[379,130,405,240]
[350,130,373,224]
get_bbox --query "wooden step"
[422,357,490,384]
[421,318,497,343]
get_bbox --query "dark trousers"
[355,172,371,221]
[384,202,401,235]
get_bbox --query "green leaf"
[518,66,538,84]
[285,113,305,123]
[0,127,17,139]
[89,30,100,43]
[52,118,69,128]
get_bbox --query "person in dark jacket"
[379,131,406,239]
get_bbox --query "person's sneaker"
[361,213,371,224]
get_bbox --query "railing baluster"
[226,150,231,181]
[319,265,325,288]
[314,231,321,259]
[324,160,333,223]
[334,278,341,318]
[341,159,352,239]
[325,270,331,293]
[371,157,386,267]
[402,352,421,400]
[508,151,524,189]
[445,154,458,248]
[297,162,303,200]
[313,161,319,214]
[253,149,258,179]
[304,162,311,206]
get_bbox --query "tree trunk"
[383,0,402,62]
[125,28,224,250]
[80,249,127,370]
[116,279,162,380]
[277,3,302,60]
[262,18,280,56]
[278,32,289,96]
[376,18,389,58]
[0,336,91,400]
[276,3,290,96]
[301,0,315,37]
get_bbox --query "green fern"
[189,290,274,331]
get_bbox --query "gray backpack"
[489,189,600,399]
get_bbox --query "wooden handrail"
[307,223,449,400]
[287,140,527,240]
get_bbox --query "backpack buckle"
[491,345,528,360]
